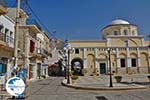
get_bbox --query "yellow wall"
[102,25,138,39]
[109,37,142,47]
[69,22,150,74]
[69,41,106,48]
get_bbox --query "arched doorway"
[140,53,148,67]
[140,52,148,73]
[71,58,83,75]
[87,54,95,75]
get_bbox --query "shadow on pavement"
[96,96,108,100]
[121,81,150,86]
[132,82,150,85]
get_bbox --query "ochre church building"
[69,19,150,75]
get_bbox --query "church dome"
[109,19,130,25]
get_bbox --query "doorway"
[99,63,106,74]
[29,64,34,79]
[37,63,41,78]
[71,58,83,75]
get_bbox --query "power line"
[26,2,55,38]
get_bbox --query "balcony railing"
[0,32,14,48]
[36,47,49,56]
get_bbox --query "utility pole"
[13,1,27,99]
[14,0,20,68]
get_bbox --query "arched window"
[120,58,125,67]
[124,30,128,35]
[106,33,109,35]
[114,31,118,35]
[132,30,135,35]
[131,58,136,67]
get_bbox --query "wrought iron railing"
[0,32,14,47]
[36,47,49,56]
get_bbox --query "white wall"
[0,15,15,33]
[0,15,15,47]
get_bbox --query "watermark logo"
[6,77,25,96]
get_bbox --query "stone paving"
[0,76,150,100]
[63,74,150,90]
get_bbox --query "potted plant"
[114,75,122,83]
[71,75,78,80]
[81,68,87,75]
[90,73,94,76]
[96,73,99,76]
[71,75,78,84]
[41,75,46,79]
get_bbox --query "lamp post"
[64,55,67,79]
[63,46,68,79]
[63,39,72,84]
[67,44,71,84]
[106,48,113,87]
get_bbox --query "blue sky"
[6,0,150,40]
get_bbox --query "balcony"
[36,47,49,57]
[0,0,7,15]
[0,32,14,48]
[29,47,49,58]
[26,19,42,31]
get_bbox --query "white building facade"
[0,15,15,79]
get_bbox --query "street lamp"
[63,44,71,84]
[63,41,70,84]
[63,53,67,79]
[64,56,67,79]
[63,47,68,79]
[106,48,113,87]
[67,44,71,84]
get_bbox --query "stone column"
[107,57,110,74]
[83,48,87,69]
[34,63,37,80]
[107,38,111,47]
[46,66,48,77]
[94,48,98,73]
[142,38,145,46]
[116,48,119,74]
[137,48,140,73]
[128,27,131,35]
[126,48,130,73]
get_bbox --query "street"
[26,77,150,100]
